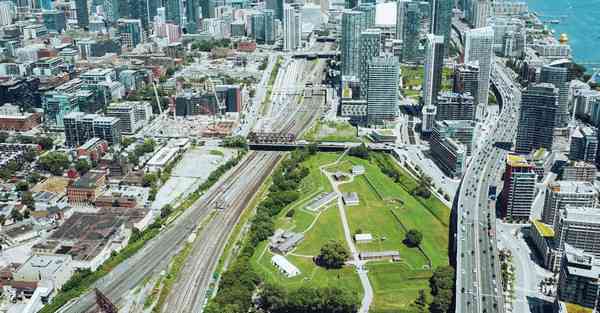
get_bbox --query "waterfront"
[527,0,600,71]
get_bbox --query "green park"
[247,150,451,313]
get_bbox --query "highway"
[455,59,522,313]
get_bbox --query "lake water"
[526,0,600,70]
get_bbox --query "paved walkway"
[320,155,373,313]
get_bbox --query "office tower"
[515,83,558,154]
[464,27,494,110]
[251,13,265,43]
[558,244,600,309]
[554,208,600,273]
[103,0,119,23]
[185,0,200,32]
[453,62,480,104]
[264,9,275,44]
[283,5,301,51]
[540,65,570,127]
[431,0,452,55]
[106,102,152,134]
[63,113,121,147]
[357,3,375,28]
[395,0,409,41]
[266,0,283,21]
[569,126,598,163]
[358,28,381,99]
[435,92,475,121]
[166,0,182,25]
[430,120,470,177]
[422,34,444,107]
[400,1,420,63]
[341,10,364,77]
[42,10,66,32]
[365,56,399,125]
[542,181,597,226]
[40,0,52,10]
[562,161,597,183]
[500,154,536,220]
[344,0,357,9]
[117,19,144,49]
[75,0,89,28]
[472,0,489,28]
[421,105,437,134]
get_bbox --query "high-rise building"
[540,64,570,128]
[106,101,152,134]
[185,0,200,33]
[561,161,597,183]
[399,1,420,63]
[395,0,409,41]
[430,120,471,177]
[42,10,66,32]
[435,91,476,121]
[471,0,489,28]
[0,2,14,26]
[264,9,275,44]
[569,126,598,163]
[515,83,558,154]
[431,0,452,55]
[341,10,364,77]
[117,19,144,49]
[558,244,600,309]
[251,10,274,44]
[357,3,375,28]
[344,0,357,9]
[453,62,480,104]
[358,28,381,99]
[103,0,120,23]
[500,154,536,220]
[75,0,89,28]
[464,27,494,110]
[365,56,399,124]
[266,0,283,21]
[166,0,182,25]
[63,112,121,147]
[422,34,444,107]
[421,104,437,134]
[554,208,600,273]
[283,5,301,51]
[542,181,597,226]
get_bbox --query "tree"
[142,172,158,187]
[285,209,295,218]
[160,204,172,219]
[23,150,37,162]
[10,209,23,222]
[405,229,423,247]
[35,137,54,150]
[415,289,427,311]
[27,172,42,184]
[23,210,30,219]
[75,159,91,175]
[121,137,136,148]
[39,152,70,175]
[316,241,349,269]
[348,143,369,159]
[21,191,35,210]
[0,132,8,143]
[0,215,5,226]
[15,181,29,192]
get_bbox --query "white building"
[146,146,180,172]
[472,0,489,28]
[421,104,437,134]
[271,254,300,277]
[283,5,301,51]
[0,1,14,26]
[465,26,494,116]
[14,254,74,290]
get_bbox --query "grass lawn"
[294,204,346,256]
[401,65,454,98]
[303,120,360,142]
[367,262,433,313]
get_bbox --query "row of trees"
[205,148,317,313]
[257,284,359,313]
[429,266,455,313]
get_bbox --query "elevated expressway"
[455,60,522,313]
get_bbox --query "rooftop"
[71,170,105,189]
[561,206,600,224]
[532,219,554,237]
[549,181,596,195]
[506,154,531,167]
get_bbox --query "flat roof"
[562,206,600,224]
[549,181,596,194]
[564,302,593,313]
[507,154,530,167]
[532,220,554,237]
[271,254,300,277]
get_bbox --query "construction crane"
[94,288,118,313]
[152,79,163,116]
